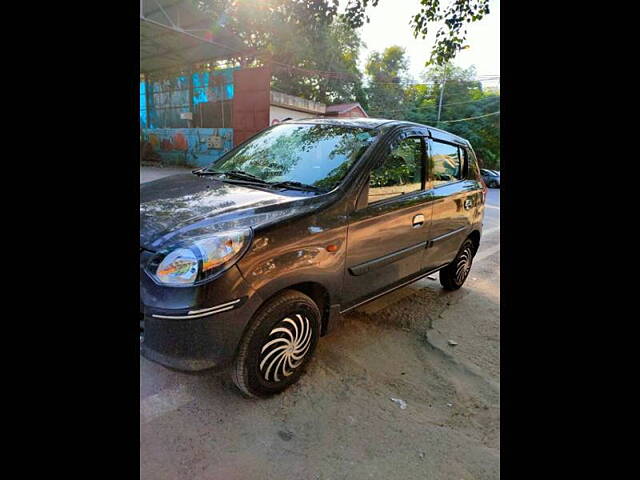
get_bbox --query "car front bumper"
[140,258,264,372]
[140,297,259,371]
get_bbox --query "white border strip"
[188,299,240,314]
[151,299,240,320]
[140,386,194,425]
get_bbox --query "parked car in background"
[140,118,486,397]
[480,168,500,188]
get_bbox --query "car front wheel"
[232,290,321,398]
[439,239,475,290]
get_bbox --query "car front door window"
[368,137,423,204]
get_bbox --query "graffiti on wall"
[142,128,233,167]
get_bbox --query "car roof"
[282,117,470,145]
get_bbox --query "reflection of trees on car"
[370,140,421,187]
[314,161,352,190]
[213,125,378,190]
[430,153,460,183]
[367,138,422,202]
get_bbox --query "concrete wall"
[140,67,239,167]
[269,105,321,125]
[142,128,233,167]
[232,67,271,147]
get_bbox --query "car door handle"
[412,214,425,228]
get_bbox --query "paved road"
[140,167,500,479]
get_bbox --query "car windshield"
[208,123,379,192]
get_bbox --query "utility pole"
[436,68,446,127]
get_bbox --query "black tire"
[439,239,475,291]
[232,290,321,398]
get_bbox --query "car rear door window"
[429,140,462,187]
[368,137,423,204]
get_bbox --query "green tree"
[364,46,411,117]
[196,1,366,104]
[342,0,491,66]
[269,16,367,105]
[410,63,500,169]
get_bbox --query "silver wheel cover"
[455,245,473,284]
[259,313,313,383]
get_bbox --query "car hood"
[140,173,318,250]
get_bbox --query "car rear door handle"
[412,214,425,228]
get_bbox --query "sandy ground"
[140,167,500,479]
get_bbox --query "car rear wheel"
[439,239,475,290]
[232,290,321,398]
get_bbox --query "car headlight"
[146,229,252,286]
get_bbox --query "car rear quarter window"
[429,140,462,186]
[467,149,482,181]
[368,137,423,204]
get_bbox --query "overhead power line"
[268,61,359,80]
[369,95,500,114]
[440,97,499,107]
[364,77,499,87]
[439,111,500,123]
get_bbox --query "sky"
[338,0,500,86]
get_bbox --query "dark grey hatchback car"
[140,118,486,397]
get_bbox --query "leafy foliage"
[370,139,421,188]
[364,46,412,118]
[191,2,499,169]
[196,1,366,104]
[342,0,491,66]
[409,63,500,169]
[214,124,378,189]
[365,59,499,169]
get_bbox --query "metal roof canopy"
[140,0,253,76]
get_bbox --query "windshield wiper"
[194,169,269,185]
[194,169,325,193]
[268,181,326,193]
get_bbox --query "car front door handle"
[412,214,425,228]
